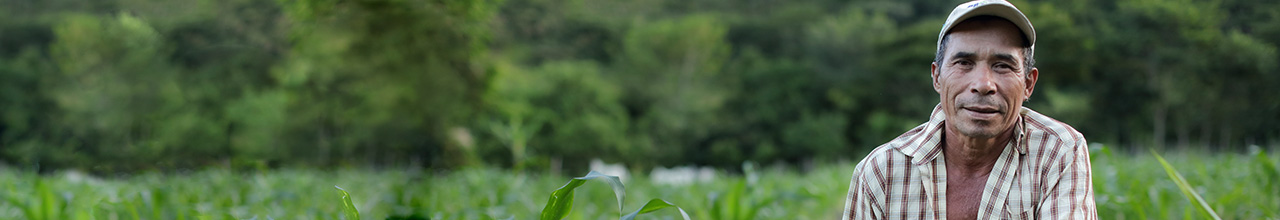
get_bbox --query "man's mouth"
[963,106,1001,114]
[961,106,1002,119]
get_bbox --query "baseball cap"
[937,0,1035,50]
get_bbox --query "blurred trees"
[0,0,1277,173]
[272,0,499,168]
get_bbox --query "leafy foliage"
[0,0,1278,172]
[0,150,1276,218]
[1152,151,1221,220]
[539,171,689,220]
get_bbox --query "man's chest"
[881,158,1044,219]
[946,175,989,220]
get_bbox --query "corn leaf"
[1256,151,1278,188]
[621,199,691,220]
[335,186,360,220]
[1152,150,1221,220]
[540,182,580,220]
[37,178,60,220]
[3,190,36,220]
[744,194,776,220]
[725,180,744,220]
[707,192,722,220]
[540,171,626,220]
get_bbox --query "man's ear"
[1024,67,1038,100]
[931,62,942,94]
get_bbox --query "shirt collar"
[898,104,1027,165]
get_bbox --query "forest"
[0,0,1276,173]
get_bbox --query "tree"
[273,0,500,167]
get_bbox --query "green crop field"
[1,147,1277,220]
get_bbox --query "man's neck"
[941,124,1015,177]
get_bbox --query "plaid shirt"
[843,105,1097,219]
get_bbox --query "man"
[842,0,1097,219]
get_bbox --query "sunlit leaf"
[335,186,360,220]
[621,199,691,220]
[540,171,627,220]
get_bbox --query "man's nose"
[969,68,997,96]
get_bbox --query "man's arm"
[843,163,884,220]
[1037,140,1098,219]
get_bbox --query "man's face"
[931,18,1038,139]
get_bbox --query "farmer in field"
[842,0,1097,219]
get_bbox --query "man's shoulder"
[853,143,905,170]
[1022,107,1087,146]
[851,122,932,177]
[848,143,902,191]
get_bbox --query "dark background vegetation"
[0,0,1277,174]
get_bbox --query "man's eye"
[954,60,973,66]
[995,63,1014,71]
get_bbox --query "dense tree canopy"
[0,0,1276,173]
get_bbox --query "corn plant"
[1,150,1277,219]
[540,171,690,220]
[702,163,780,220]
[1152,150,1221,220]
[2,177,62,220]
[704,180,774,220]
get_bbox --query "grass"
[0,147,1276,219]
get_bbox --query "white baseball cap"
[937,0,1035,50]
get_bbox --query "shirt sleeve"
[1037,140,1099,219]
[843,163,884,220]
